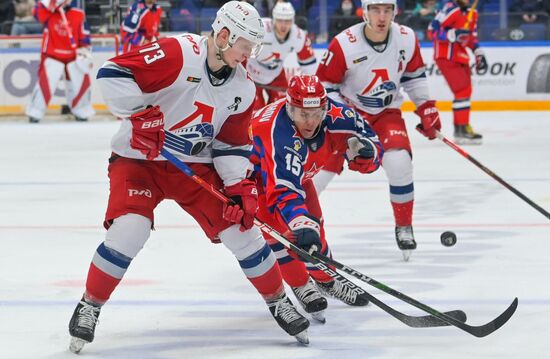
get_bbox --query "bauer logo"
[128,189,152,198]
[303,98,320,107]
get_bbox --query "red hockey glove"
[346,136,381,174]
[223,179,258,232]
[474,48,488,72]
[130,105,165,160]
[287,215,322,258]
[348,157,379,174]
[415,100,441,140]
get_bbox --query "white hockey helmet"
[211,1,265,55]
[272,2,295,21]
[361,0,397,26]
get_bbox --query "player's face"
[367,4,394,34]
[274,19,293,39]
[290,106,326,139]
[225,38,258,67]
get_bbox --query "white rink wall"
[1,40,550,115]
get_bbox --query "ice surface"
[0,112,549,358]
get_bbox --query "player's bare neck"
[206,37,225,73]
[275,31,290,44]
[364,26,390,52]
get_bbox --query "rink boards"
[1,41,550,115]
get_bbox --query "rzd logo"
[128,189,152,198]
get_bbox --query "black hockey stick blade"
[309,251,518,337]
[454,297,518,338]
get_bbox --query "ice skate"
[315,274,369,306]
[454,124,482,145]
[29,116,40,123]
[267,293,310,344]
[68,299,101,353]
[395,225,417,261]
[291,278,328,323]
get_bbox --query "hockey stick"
[435,131,550,221]
[58,5,77,51]
[255,83,287,93]
[159,148,470,329]
[463,0,480,30]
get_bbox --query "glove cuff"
[288,215,320,236]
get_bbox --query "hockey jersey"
[97,34,256,186]
[316,22,429,116]
[34,4,90,61]
[250,97,381,224]
[246,18,316,85]
[429,2,479,64]
[120,0,162,54]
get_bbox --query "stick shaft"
[436,131,550,220]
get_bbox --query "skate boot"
[267,293,310,344]
[29,117,40,123]
[315,274,369,306]
[454,124,482,145]
[291,278,328,323]
[68,298,101,353]
[395,225,417,261]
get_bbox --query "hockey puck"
[440,231,457,247]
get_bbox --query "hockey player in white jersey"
[315,0,442,261]
[246,1,317,111]
[67,1,310,353]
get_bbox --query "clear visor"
[287,104,327,124]
[229,37,263,59]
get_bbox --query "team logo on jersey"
[357,81,397,108]
[293,139,302,151]
[259,52,282,70]
[165,123,213,156]
[326,103,344,123]
[353,56,368,64]
[227,97,242,111]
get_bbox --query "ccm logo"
[128,189,152,198]
[140,119,164,129]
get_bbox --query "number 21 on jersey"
[139,42,165,64]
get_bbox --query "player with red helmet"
[251,75,383,322]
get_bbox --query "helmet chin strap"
[213,33,232,65]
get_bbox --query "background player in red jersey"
[26,0,94,123]
[314,0,441,261]
[251,75,383,322]
[429,0,487,144]
[67,2,311,353]
[120,0,162,54]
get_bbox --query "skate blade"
[69,337,87,354]
[454,138,482,146]
[311,310,326,324]
[294,329,309,345]
[402,250,412,262]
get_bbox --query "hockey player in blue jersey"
[250,75,383,321]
